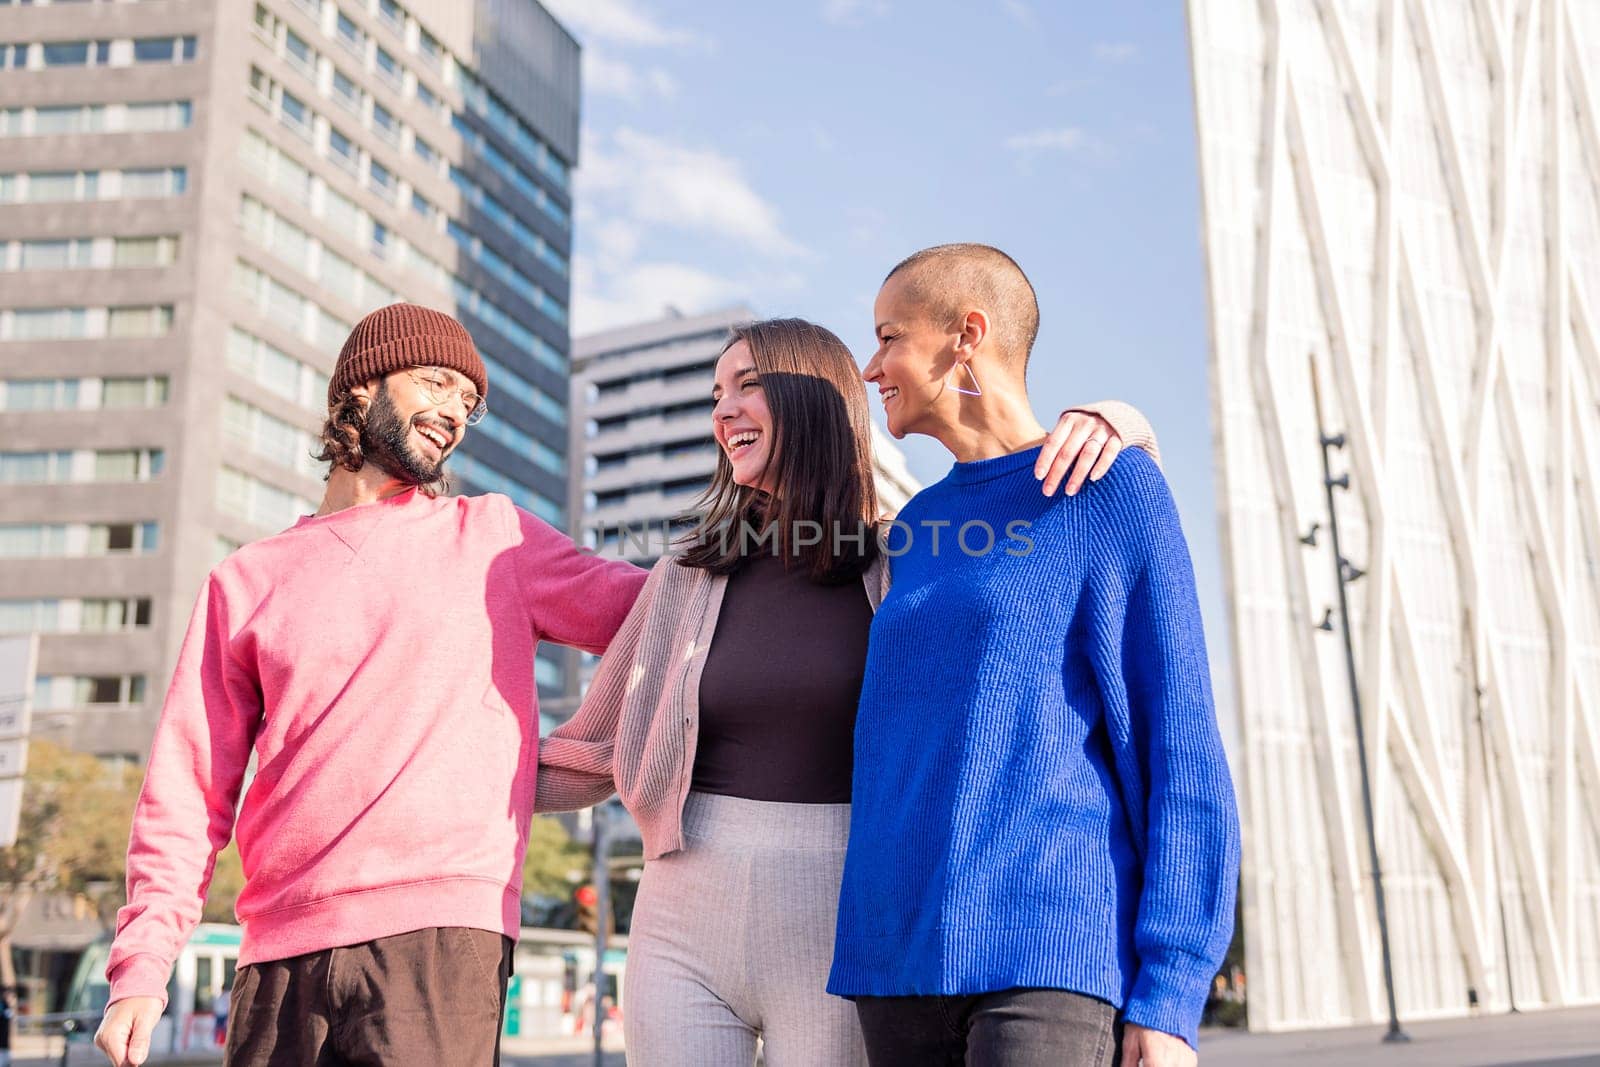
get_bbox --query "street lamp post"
[1308,356,1409,1044]
[591,804,611,1067]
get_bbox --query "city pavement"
[1198,1005,1600,1066]
[12,1005,1597,1065]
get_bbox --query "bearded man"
[93,305,647,1067]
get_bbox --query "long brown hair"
[676,318,879,582]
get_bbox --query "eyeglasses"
[406,369,487,425]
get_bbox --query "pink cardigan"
[533,402,1159,859]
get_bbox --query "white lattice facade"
[1189,0,1600,1031]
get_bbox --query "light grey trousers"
[622,792,867,1067]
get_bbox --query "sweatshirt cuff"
[1066,401,1162,468]
[107,952,172,1009]
[1122,954,1213,1049]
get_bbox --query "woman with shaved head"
[829,244,1241,1067]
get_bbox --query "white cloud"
[542,0,700,48]
[582,49,679,100]
[1094,41,1138,63]
[1001,0,1035,26]
[581,128,805,257]
[572,259,746,335]
[823,0,890,26]
[1003,128,1088,153]
[583,51,641,97]
[647,68,680,97]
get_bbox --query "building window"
[217,467,313,530]
[42,40,91,66]
[327,125,358,172]
[10,307,88,340]
[0,521,158,559]
[106,305,173,338]
[113,235,179,267]
[223,396,319,476]
[331,68,362,113]
[373,45,401,89]
[415,80,439,112]
[0,379,79,410]
[34,674,147,710]
[335,12,363,55]
[227,327,327,410]
[92,449,164,481]
[33,104,104,134]
[416,28,441,68]
[0,451,72,483]
[376,0,403,34]
[101,376,169,407]
[133,36,197,64]
[413,134,437,165]
[81,598,154,632]
[123,100,192,132]
[29,171,91,202]
[370,102,398,144]
[121,167,186,197]
[18,239,92,270]
[278,89,311,138]
[283,28,314,74]
[368,160,395,201]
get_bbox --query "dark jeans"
[855,987,1122,1067]
[224,927,513,1067]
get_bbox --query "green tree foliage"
[0,741,141,990]
[521,814,589,899]
[203,843,245,924]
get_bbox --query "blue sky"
[543,0,1235,725]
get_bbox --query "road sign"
[0,634,38,848]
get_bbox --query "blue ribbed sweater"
[827,446,1240,1047]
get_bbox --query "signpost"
[0,635,38,849]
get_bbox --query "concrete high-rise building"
[1,0,580,759]
[1189,0,1600,1030]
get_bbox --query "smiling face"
[359,366,471,485]
[710,340,777,494]
[862,272,961,440]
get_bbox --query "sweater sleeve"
[1093,456,1239,1047]
[1067,400,1161,467]
[534,558,668,813]
[507,500,647,653]
[107,575,262,1007]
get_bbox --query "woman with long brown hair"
[534,317,1156,1065]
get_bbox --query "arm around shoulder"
[1068,399,1161,467]
[534,556,671,813]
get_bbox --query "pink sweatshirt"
[106,489,646,1005]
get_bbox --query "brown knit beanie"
[328,303,488,403]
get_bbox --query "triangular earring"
[949,362,983,397]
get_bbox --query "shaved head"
[884,243,1040,370]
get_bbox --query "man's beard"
[361,380,446,485]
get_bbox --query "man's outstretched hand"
[95,996,164,1067]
